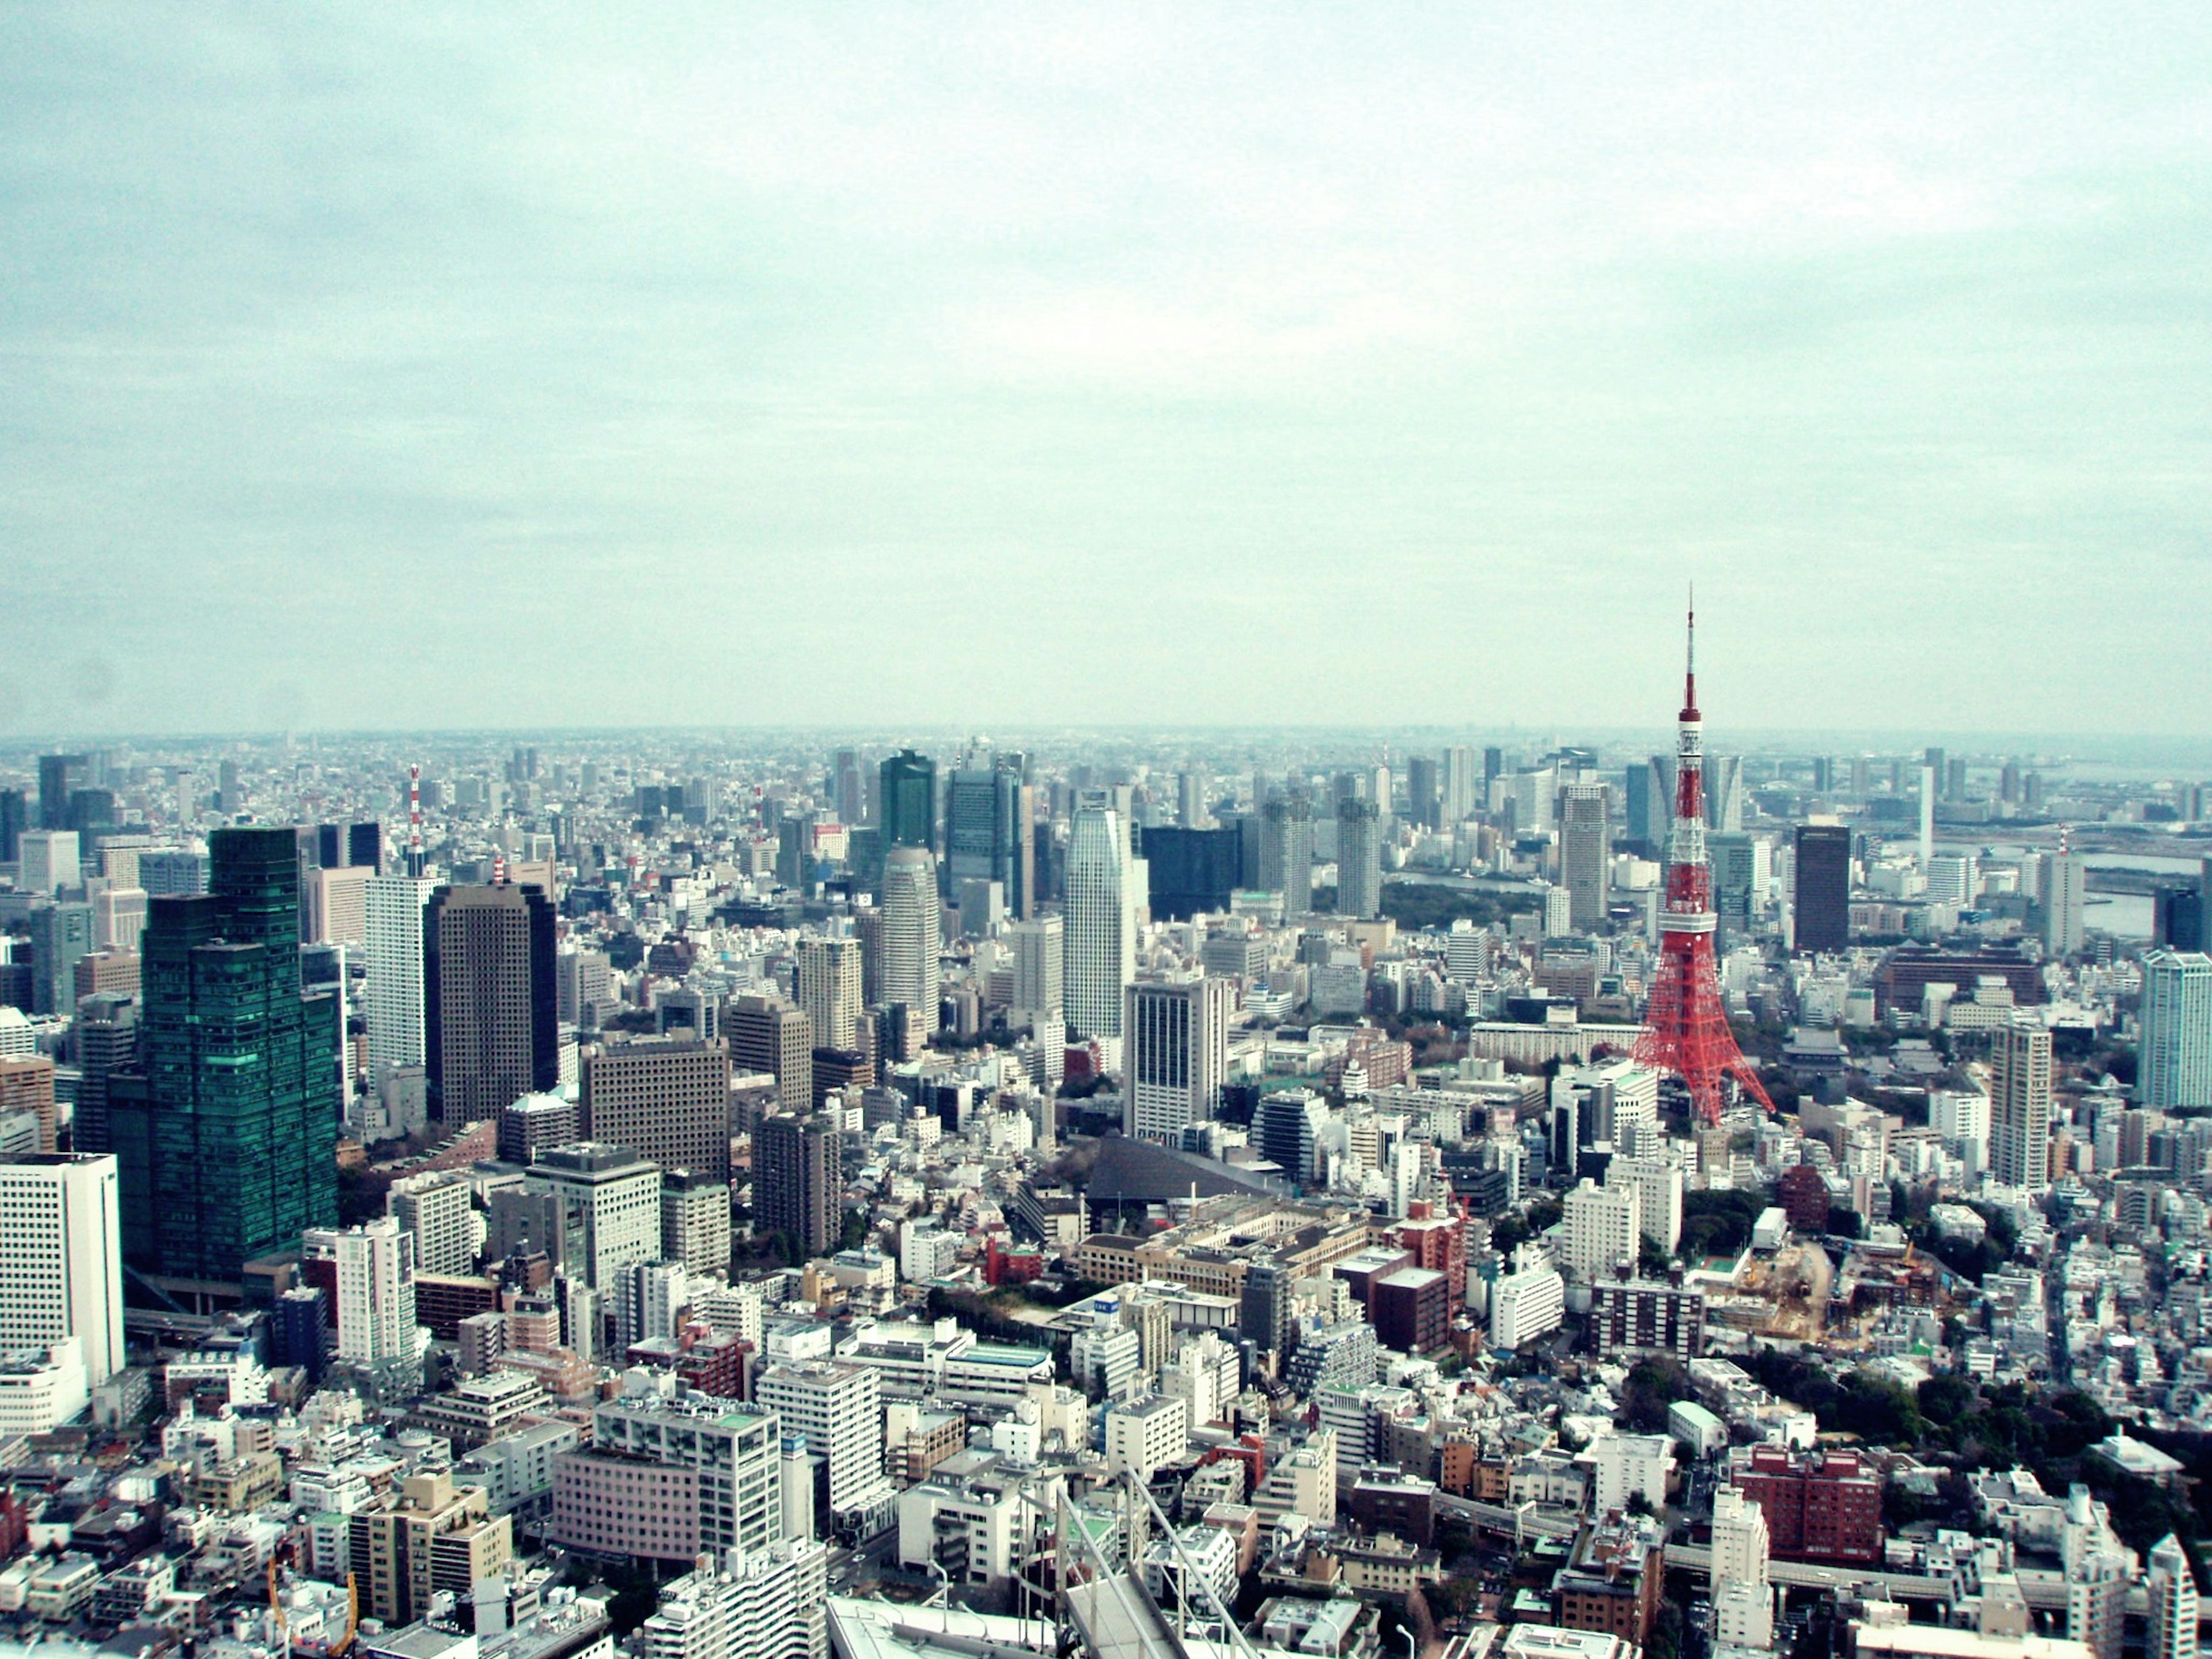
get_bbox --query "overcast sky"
[3,5,2208,740]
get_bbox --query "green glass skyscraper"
[109,825,342,1288]
[878,748,937,853]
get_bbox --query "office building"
[636,1543,830,1659]
[1709,832,1758,944]
[90,884,146,953]
[69,993,137,1156]
[1559,783,1610,931]
[755,1360,886,1525]
[754,1112,840,1260]
[945,756,1033,919]
[796,938,863,1051]
[346,1471,513,1629]
[559,945,613,1028]
[28,902,93,1016]
[387,1168,477,1277]
[589,1381,784,1553]
[1990,1017,2053,1192]
[1623,757,1667,853]
[1793,825,1851,955]
[1141,827,1243,921]
[1123,977,1232,1145]
[0,1057,56,1154]
[1008,915,1063,1028]
[732,995,812,1117]
[1259,793,1315,914]
[305,863,371,946]
[524,1143,662,1291]
[586,1035,734,1180]
[878,750,936,857]
[1562,1178,1639,1281]
[1705,755,1745,834]
[879,848,941,1037]
[365,874,437,1084]
[108,825,342,1285]
[1064,801,1135,1041]
[2141,950,2212,1111]
[138,849,209,897]
[426,881,558,1123]
[1257,1089,1328,1188]
[1336,797,1382,920]
[0,1154,122,1387]
[18,831,80,896]
[498,1092,580,1165]
[37,756,89,832]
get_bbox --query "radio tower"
[1633,601,1774,1126]
[406,764,426,878]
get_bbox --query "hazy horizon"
[6,6,2207,736]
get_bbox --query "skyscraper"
[754,1112,841,1260]
[425,881,558,1123]
[18,830,80,896]
[796,937,863,1051]
[1138,827,1242,920]
[945,756,1033,918]
[28,901,94,1015]
[1558,783,1610,931]
[879,847,941,1037]
[0,1153,123,1386]
[365,873,438,1083]
[1404,758,1440,831]
[1703,754,1745,833]
[1335,797,1383,920]
[1177,769,1210,830]
[108,825,342,1283]
[524,1142,663,1291]
[37,755,89,832]
[1009,915,1063,1027]
[1990,1016,2052,1193]
[877,749,936,854]
[70,993,138,1156]
[730,995,813,1117]
[2139,950,2212,1111]
[1124,978,1231,1145]
[1442,747,1479,824]
[1623,757,1668,853]
[2041,851,2085,958]
[585,1035,735,1180]
[1064,801,1135,1042]
[1793,825,1851,955]
[1259,791,1314,914]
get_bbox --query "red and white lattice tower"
[1633,604,1775,1126]
[406,763,426,878]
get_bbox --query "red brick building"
[1728,1445,1882,1563]
[1777,1162,1831,1233]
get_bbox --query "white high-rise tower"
[1990,1016,2053,1193]
[2141,949,2212,1110]
[0,1154,123,1387]
[796,937,864,1051]
[1063,801,1134,1043]
[879,847,941,1036]
[365,873,438,1082]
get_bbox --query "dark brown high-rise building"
[753,1111,840,1259]
[583,1035,732,1181]
[1793,824,1852,956]
[70,992,138,1154]
[425,882,557,1124]
[730,994,812,1117]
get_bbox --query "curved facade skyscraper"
[1063,801,1134,1041]
[880,846,941,1036]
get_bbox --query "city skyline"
[5,7,2209,737]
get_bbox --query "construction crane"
[266,1541,358,1658]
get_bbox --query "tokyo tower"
[1633,603,1775,1126]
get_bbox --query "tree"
[1622,1357,1692,1435]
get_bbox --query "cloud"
[1,2,2208,737]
